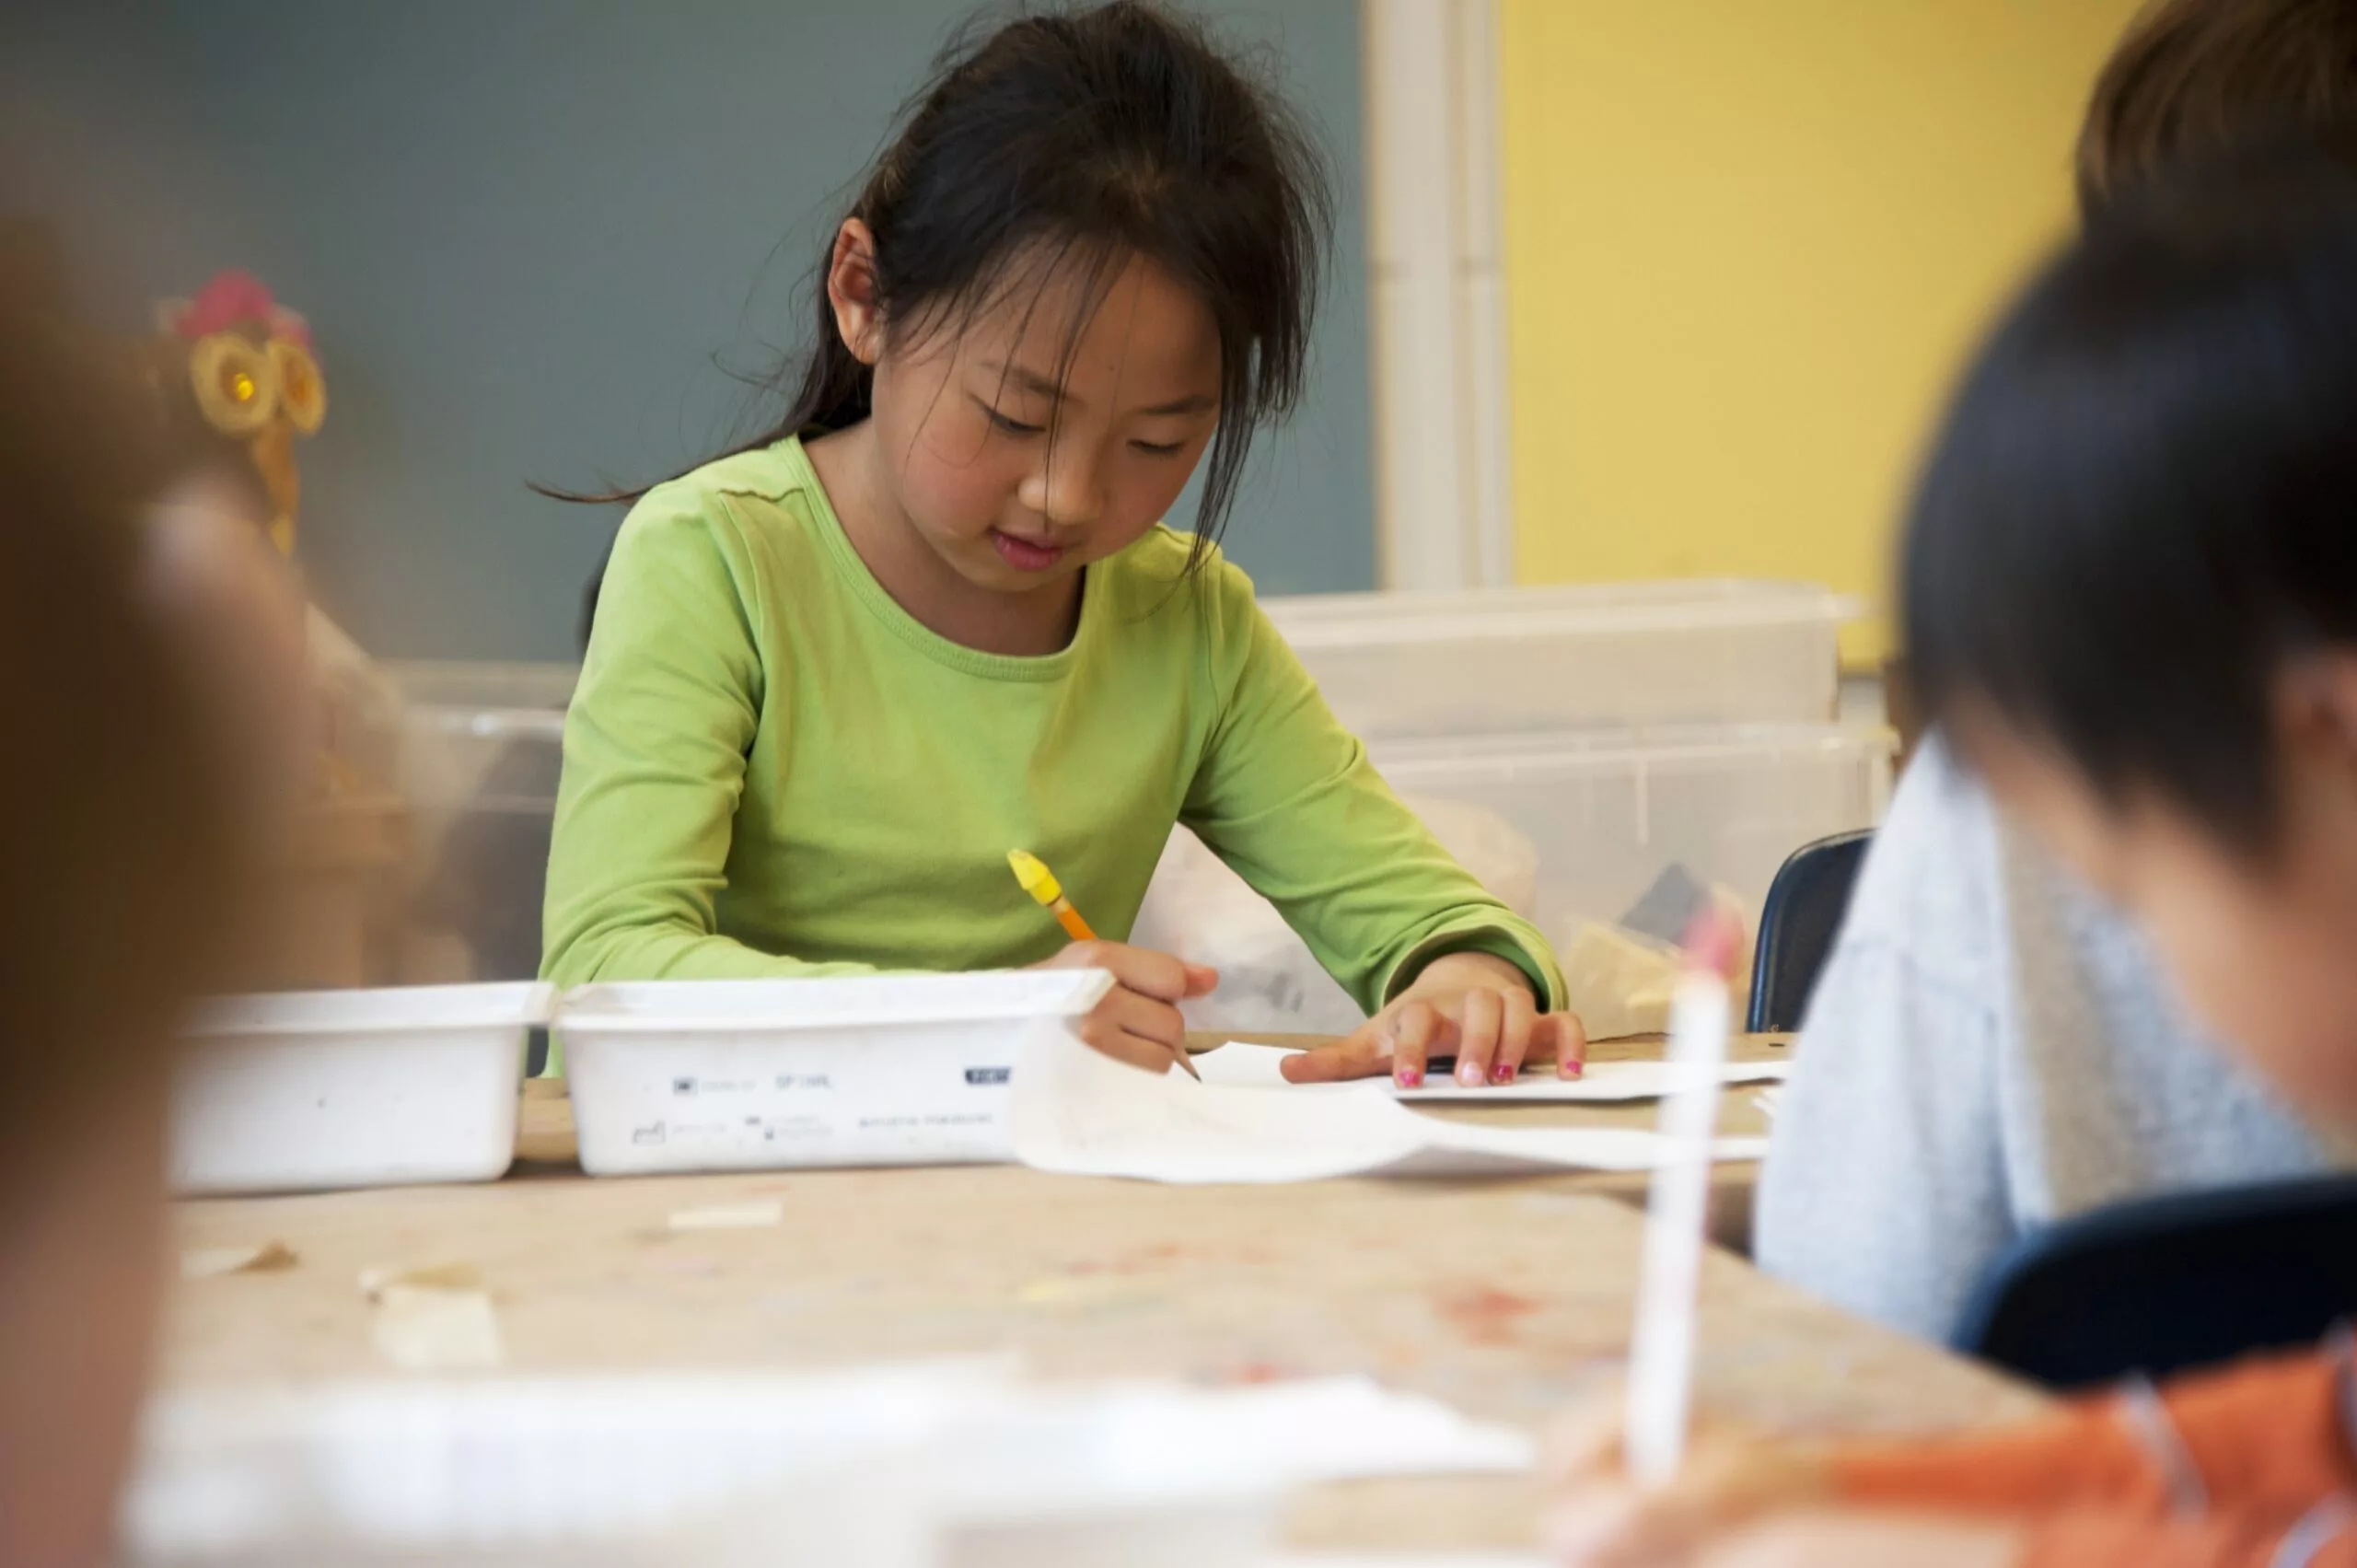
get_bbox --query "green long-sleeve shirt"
[540,436,1563,1014]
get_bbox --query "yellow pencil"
[1006,849,1201,1082]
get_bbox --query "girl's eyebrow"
[978,358,1220,418]
[1140,391,1220,416]
[981,358,1074,403]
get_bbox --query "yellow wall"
[1499,0,2145,662]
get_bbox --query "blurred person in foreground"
[1554,145,2357,1568]
[0,275,304,1561]
[1759,0,2357,1346]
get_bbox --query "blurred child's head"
[1905,145,2357,1125]
[0,274,289,1561]
[800,0,1328,588]
[2077,0,2357,215]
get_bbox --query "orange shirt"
[1829,1331,2357,1566]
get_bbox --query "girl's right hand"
[1035,941,1218,1073]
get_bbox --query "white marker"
[1624,912,1737,1487]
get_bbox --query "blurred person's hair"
[1904,143,2357,851]
[541,0,1330,573]
[2079,0,2357,213]
[0,275,242,1166]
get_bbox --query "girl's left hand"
[1279,951,1585,1087]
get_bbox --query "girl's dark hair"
[2078,0,2357,215]
[1903,139,2357,852]
[553,0,1329,570]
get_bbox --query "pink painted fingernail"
[1565,1061,1585,1078]
[1492,1062,1516,1084]
[1396,1067,1423,1087]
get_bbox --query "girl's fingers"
[1451,987,1503,1086]
[1278,1016,1389,1083]
[1075,998,1192,1074]
[1108,1030,1185,1072]
[1491,985,1537,1084]
[1182,962,1220,998]
[1074,1015,1178,1072]
[1390,999,1439,1087]
[1542,1008,1590,1078]
[1105,985,1186,1049]
[1052,940,1194,1003]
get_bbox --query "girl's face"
[1963,675,2357,1130]
[853,237,1224,594]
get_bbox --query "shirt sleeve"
[1831,1342,2357,1547]
[1753,737,2019,1342]
[2013,1506,2357,1568]
[1178,576,1564,1016]
[540,490,880,987]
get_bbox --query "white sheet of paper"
[1194,1041,1790,1103]
[1013,1026,1765,1185]
[127,1365,1532,1564]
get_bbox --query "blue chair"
[1953,1174,2357,1389]
[1744,830,1873,1033]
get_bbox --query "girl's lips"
[991,529,1065,571]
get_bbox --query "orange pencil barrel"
[1048,898,1097,943]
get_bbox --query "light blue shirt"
[1755,731,2346,1343]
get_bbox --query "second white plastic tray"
[556,970,1116,1176]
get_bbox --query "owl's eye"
[269,337,326,435]
[190,333,276,436]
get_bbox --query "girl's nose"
[1018,438,1107,531]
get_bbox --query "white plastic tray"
[557,970,1116,1176]
[170,981,549,1196]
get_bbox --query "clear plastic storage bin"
[1259,579,1855,741]
[383,662,575,984]
[1372,723,1895,938]
[1133,723,1896,1035]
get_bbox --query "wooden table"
[164,1029,2039,1552]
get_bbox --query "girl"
[1550,145,2357,1568]
[541,2,1580,1087]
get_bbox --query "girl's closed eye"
[1130,437,1186,458]
[977,401,1045,437]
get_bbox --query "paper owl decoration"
[151,269,327,556]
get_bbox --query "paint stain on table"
[1433,1283,1541,1345]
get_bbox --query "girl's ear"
[826,218,885,366]
[2276,652,2357,824]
